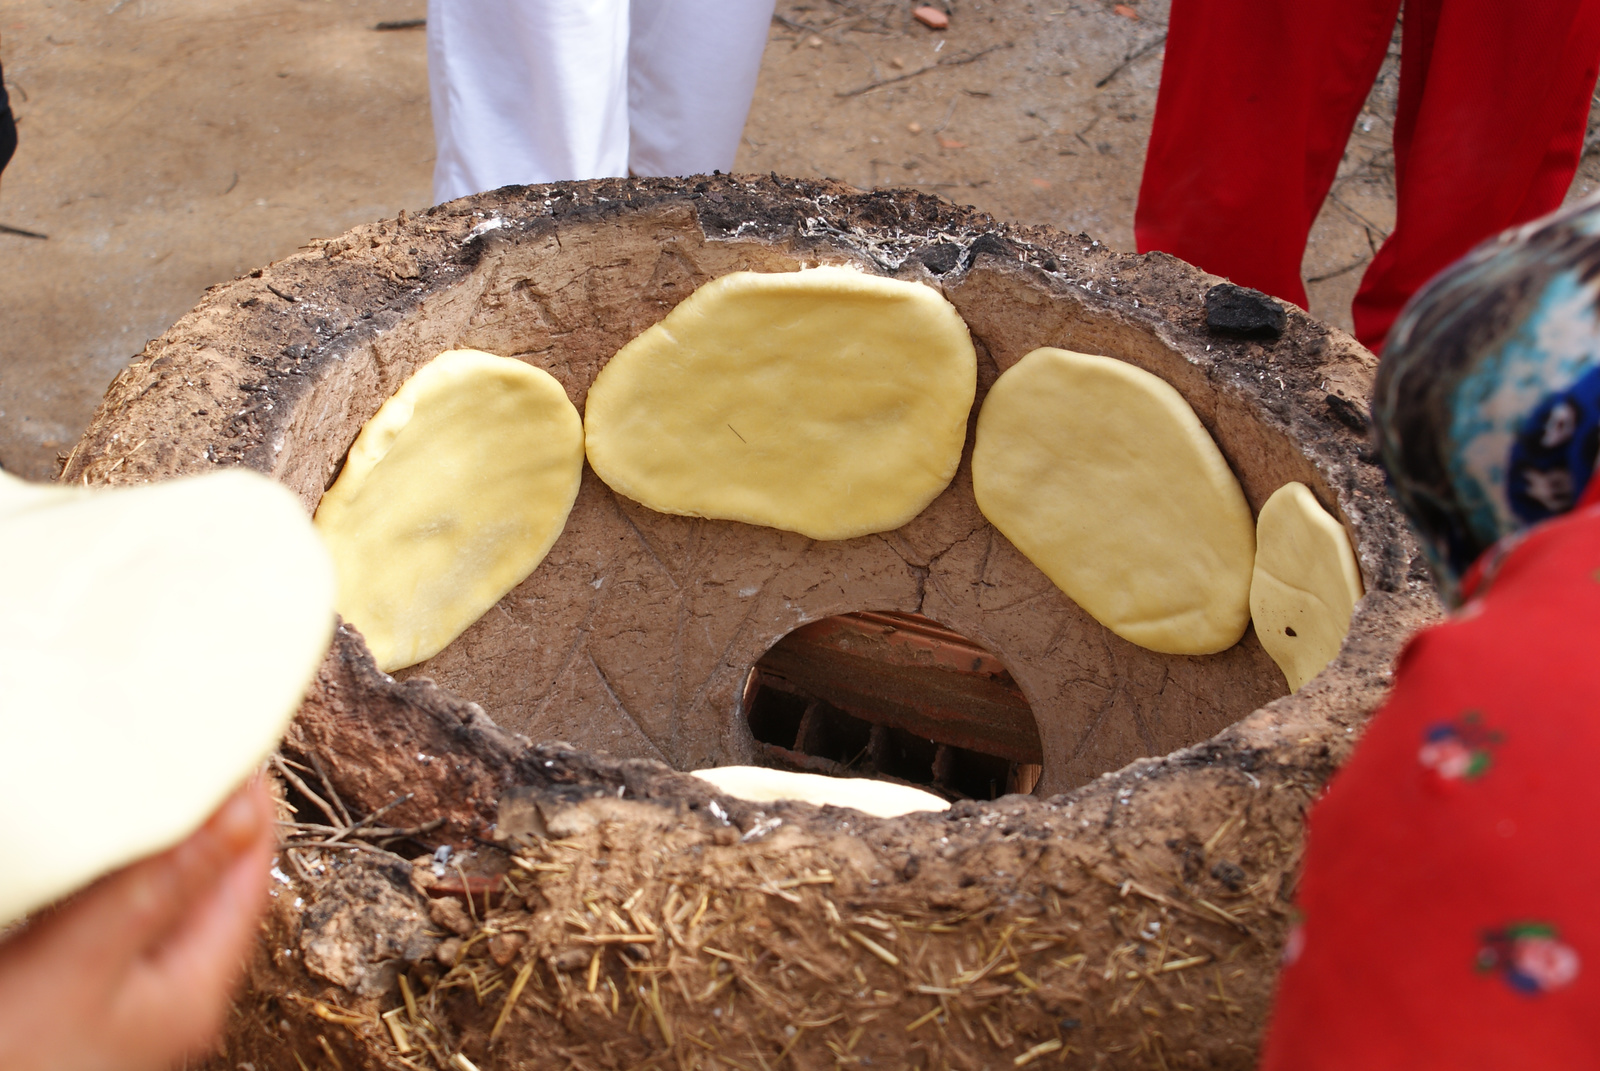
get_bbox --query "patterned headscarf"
[1373,191,1600,604]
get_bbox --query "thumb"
[27,780,271,974]
[114,787,277,1065]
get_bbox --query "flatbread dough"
[315,349,584,671]
[583,266,977,540]
[0,469,334,926]
[1249,482,1363,692]
[692,766,949,818]
[972,347,1256,655]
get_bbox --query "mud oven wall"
[66,177,1403,798]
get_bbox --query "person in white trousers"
[427,0,777,204]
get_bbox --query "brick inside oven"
[743,611,1043,800]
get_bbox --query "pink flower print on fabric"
[1478,923,1581,995]
[1420,735,1477,779]
[1420,711,1503,783]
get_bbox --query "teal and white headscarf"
[1374,192,1600,603]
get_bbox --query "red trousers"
[1135,0,1600,351]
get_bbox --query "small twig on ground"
[0,223,48,240]
[835,44,1009,98]
[289,839,417,866]
[772,10,877,37]
[772,13,823,33]
[374,18,425,30]
[389,816,447,840]
[265,282,298,304]
[282,846,314,884]
[455,860,479,925]
[271,753,346,829]
[1327,191,1392,241]
[323,792,415,844]
[1095,33,1167,88]
[308,753,354,827]
[824,0,895,31]
[1307,255,1371,284]
[279,816,445,841]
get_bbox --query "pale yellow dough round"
[972,347,1256,655]
[692,766,949,818]
[315,349,584,671]
[583,266,977,540]
[1249,482,1364,692]
[0,469,335,926]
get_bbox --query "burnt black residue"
[448,173,1052,279]
[964,232,1019,267]
[217,291,415,467]
[917,242,962,274]
[214,218,456,465]
[1204,282,1286,341]
[1325,392,1372,433]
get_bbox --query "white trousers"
[427,0,777,204]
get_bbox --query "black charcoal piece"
[1205,282,1287,340]
[916,242,962,274]
[965,232,1018,265]
[1325,392,1371,432]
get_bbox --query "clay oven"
[65,176,1437,1070]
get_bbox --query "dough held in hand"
[0,469,335,926]
[583,266,977,540]
[315,348,584,671]
[972,347,1256,655]
[1249,481,1363,692]
[692,766,949,818]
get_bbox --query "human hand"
[0,779,276,1071]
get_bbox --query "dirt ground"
[2,0,1598,479]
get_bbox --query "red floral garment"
[1259,503,1600,1069]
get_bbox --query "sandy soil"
[2,0,1597,478]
